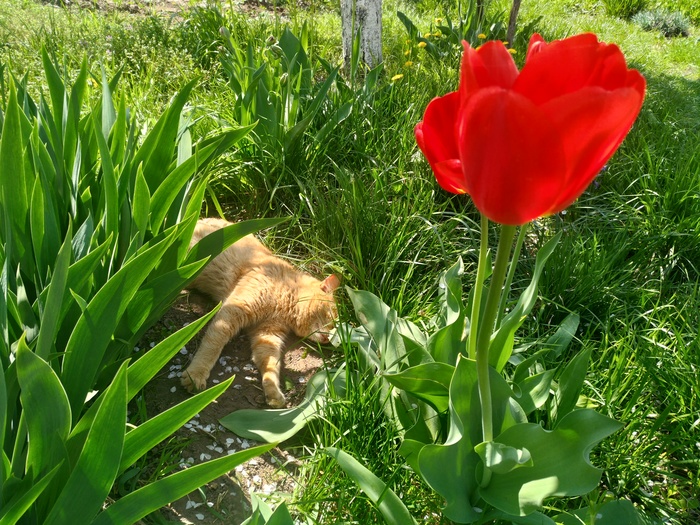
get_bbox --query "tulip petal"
[415,91,468,194]
[457,88,567,225]
[461,40,519,98]
[515,33,621,105]
[540,85,646,214]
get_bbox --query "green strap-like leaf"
[184,217,288,267]
[0,463,62,525]
[61,233,173,418]
[35,228,72,360]
[148,125,254,235]
[325,447,418,525]
[66,306,220,460]
[90,443,275,525]
[44,363,128,525]
[120,377,233,472]
[16,335,71,479]
[0,79,31,277]
[131,79,197,193]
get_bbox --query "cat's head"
[296,274,341,344]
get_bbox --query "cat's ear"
[321,274,341,293]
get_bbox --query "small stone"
[170,386,177,393]
[180,347,188,355]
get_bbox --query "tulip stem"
[468,214,490,361]
[476,224,516,445]
[497,223,529,326]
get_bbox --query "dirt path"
[139,294,326,523]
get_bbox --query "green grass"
[1,0,698,522]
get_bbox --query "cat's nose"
[317,333,330,344]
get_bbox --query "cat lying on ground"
[181,218,340,408]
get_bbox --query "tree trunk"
[507,0,522,46]
[341,0,383,71]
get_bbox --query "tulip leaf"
[512,313,579,384]
[475,441,533,474]
[383,362,454,413]
[554,499,645,525]
[490,233,561,372]
[438,257,464,328]
[479,409,622,516]
[346,288,407,373]
[324,447,418,525]
[427,258,465,366]
[514,369,555,415]
[220,370,346,443]
[416,356,526,522]
[479,509,558,525]
[552,347,592,423]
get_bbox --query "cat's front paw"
[263,381,286,408]
[181,366,208,392]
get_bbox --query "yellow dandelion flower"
[404,49,411,56]
[503,41,509,45]
[435,17,443,24]
[417,41,427,48]
[478,33,487,39]
[404,60,414,67]
[508,48,517,54]
[433,30,442,37]
[424,32,432,38]
[391,74,404,82]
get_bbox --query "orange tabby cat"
[181,218,340,407]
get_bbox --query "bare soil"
[138,293,326,524]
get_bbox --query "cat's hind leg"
[182,300,249,392]
[250,328,287,408]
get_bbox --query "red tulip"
[415,33,646,225]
